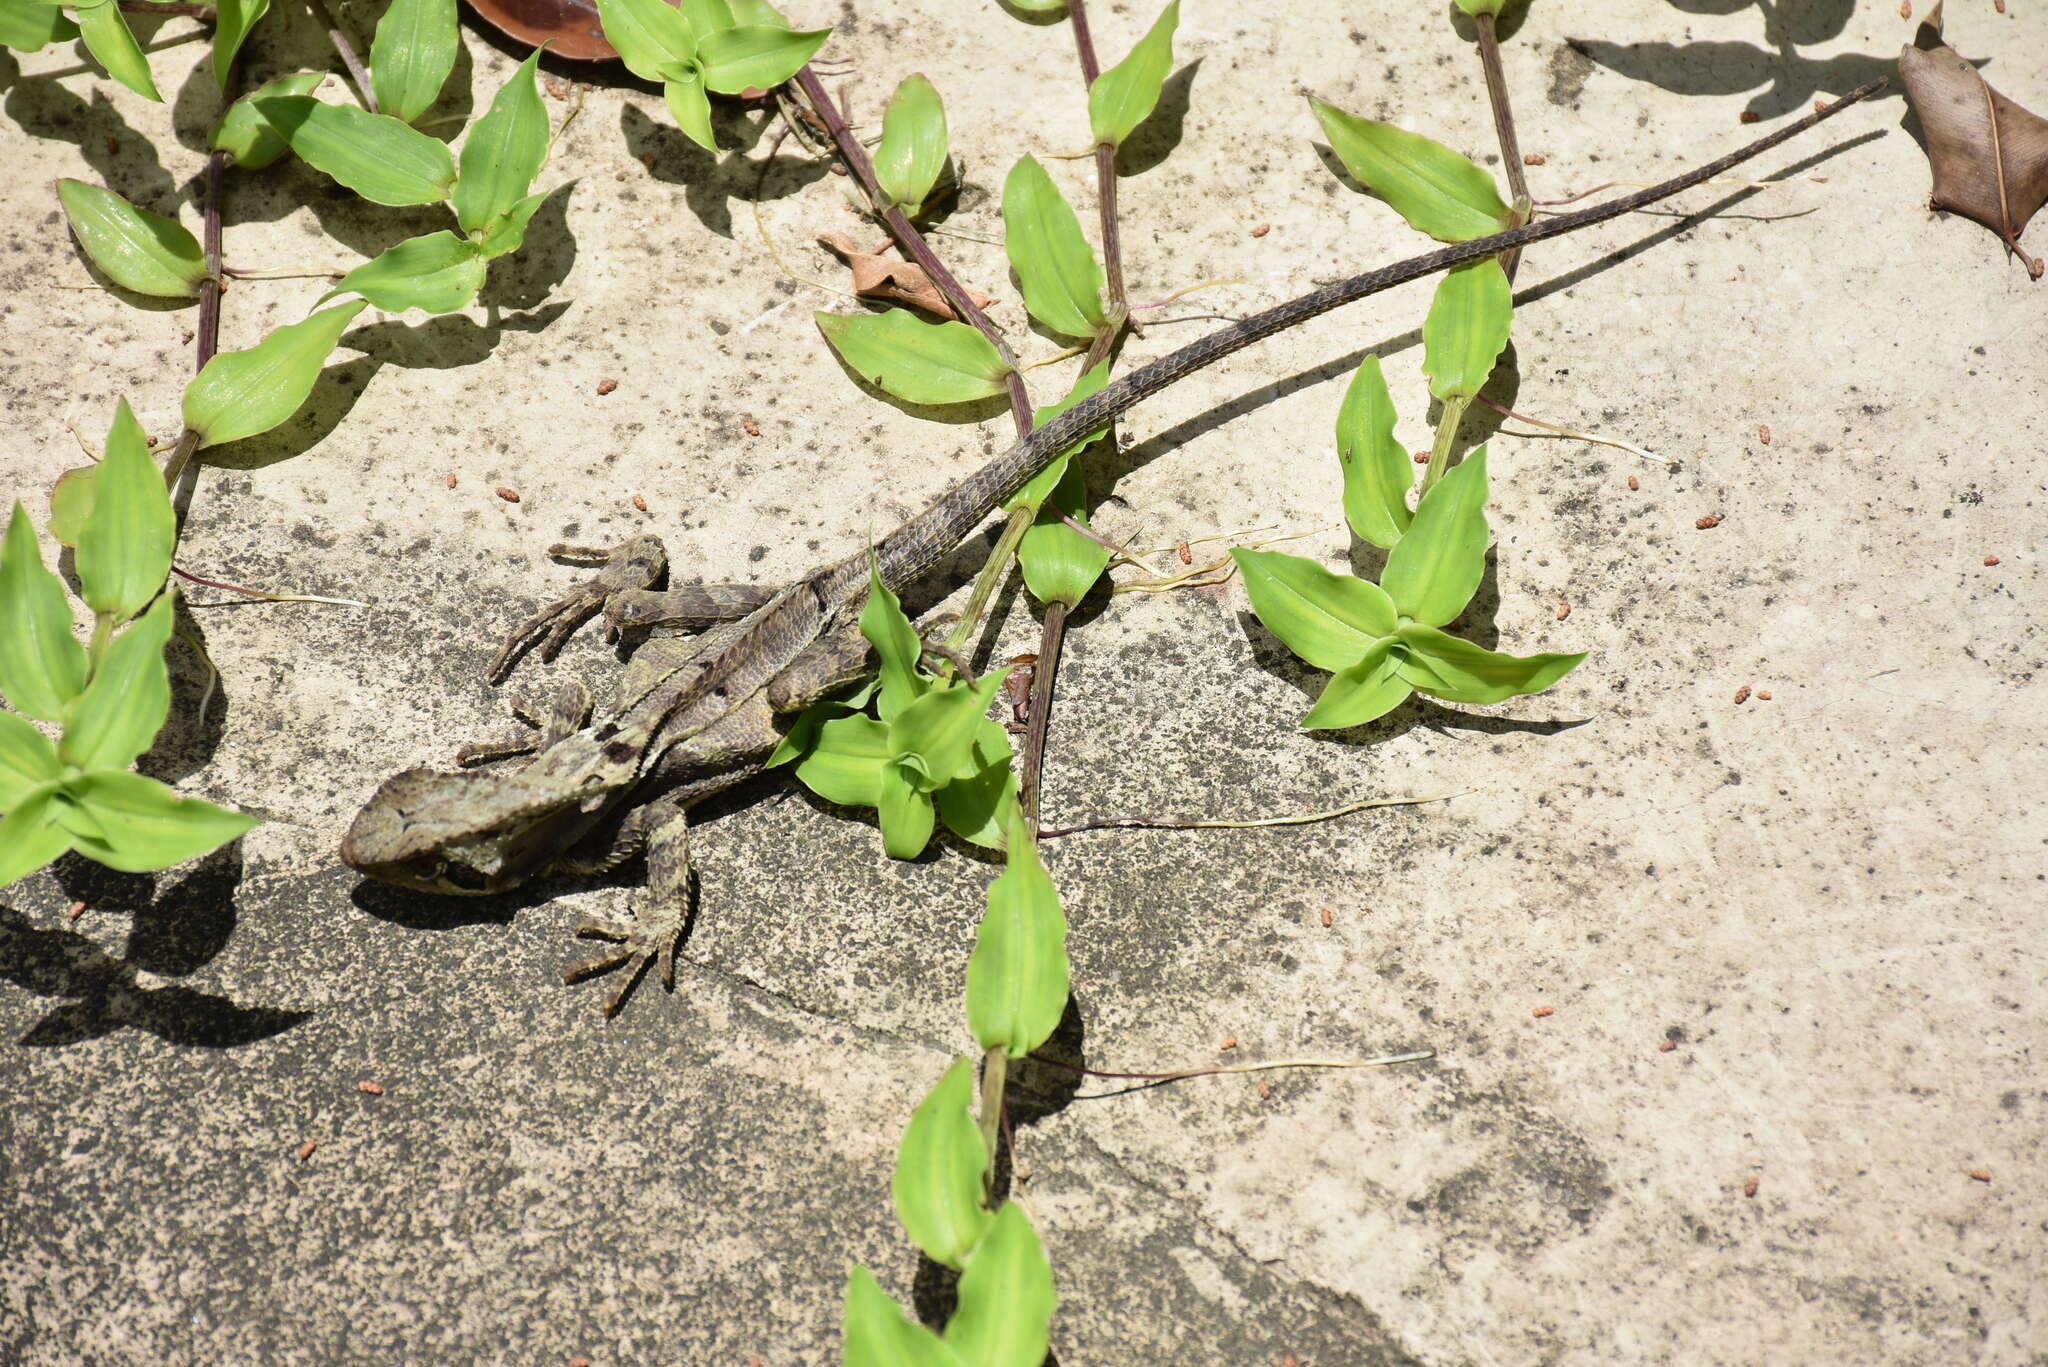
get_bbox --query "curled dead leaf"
[461,0,614,61]
[1899,4,2048,274]
[817,233,996,320]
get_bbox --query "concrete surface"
[2,0,2044,1363]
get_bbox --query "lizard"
[340,83,1882,1014]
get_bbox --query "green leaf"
[1004,0,1067,10]
[58,590,173,771]
[595,0,695,81]
[725,0,786,26]
[182,300,367,449]
[945,1202,1057,1367]
[678,0,732,38]
[661,68,716,150]
[818,311,1010,407]
[371,0,457,123]
[1453,0,1511,14]
[56,179,205,299]
[1394,623,1584,704]
[254,97,456,205]
[877,761,936,858]
[455,49,549,233]
[1380,447,1489,628]
[1335,354,1413,549]
[697,25,828,94]
[0,0,78,52]
[52,771,255,873]
[212,72,325,170]
[1300,637,1411,730]
[1309,99,1511,242]
[766,686,872,768]
[1018,459,1108,608]
[965,813,1070,1059]
[890,672,1007,794]
[793,713,889,808]
[875,74,948,212]
[0,503,86,721]
[892,1058,993,1269]
[0,790,72,890]
[47,466,96,548]
[1231,548,1396,672]
[1087,0,1177,149]
[75,398,173,622]
[1002,155,1106,339]
[75,1,159,101]
[1422,258,1512,401]
[211,0,269,87]
[331,231,484,314]
[934,720,1016,851]
[1007,361,1112,511]
[476,190,548,259]
[843,1267,965,1367]
[0,712,62,815]
[859,559,925,723]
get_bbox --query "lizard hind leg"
[563,795,694,1018]
[488,536,669,684]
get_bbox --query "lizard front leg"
[454,679,595,766]
[562,792,695,1017]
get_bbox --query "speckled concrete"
[2,1,2044,1363]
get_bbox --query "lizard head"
[340,764,609,896]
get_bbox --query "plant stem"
[944,507,1035,654]
[1014,600,1066,826]
[118,1,213,14]
[1473,12,1531,283]
[1420,395,1469,499]
[1065,0,1128,315]
[166,132,228,518]
[304,0,377,115]
[978,1045,1008,1204]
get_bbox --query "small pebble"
[1413,451,1430,465]
[296,1139,319,1162]
[1249,222,1271,238]
[1658,1039,1677,1053]
[1218,1036,1238,1051]
[1177,540,1193,565]
[1815,99,1828,114]
[1758,423,1772,445]
[641,152,656,170]
[829,162,848,176]
[1256,1081,1271,1100]
[1555,600,1571,621]
[1532,1005,1555,1019]
[1739,110,1761,124]
[1983,555,2001,566]
[1743,1175,1760,1198]
[1696,514,1722,529]
[1755,690,1772,701]
[632,494,648,513]
[1734,684,1752,704]
[1318,907,1333,927]
[1523,153,1546,166]
[357,1080,385,1096]
[1968,1169,1992,1182]
[568,1358,593,1367]
[1627,475,1640,491]
[67,900,87,921]
[145,433,160,448]
[544,78,570,99]
[596,378,618,396]
[743,417,762,437]
[496,487,521,503]
[445,472,458,489]
[106,135,120,154]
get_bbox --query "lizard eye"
[408,855,446,884]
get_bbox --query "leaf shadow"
[137,591,233,783]
[1564,34,1901,120]
[477,180,580,309]
[1115,57,1202,179]
[619,100,828,240]
[1,61,179,208]
[1446,0,1534,42]
[0,846,309,1048]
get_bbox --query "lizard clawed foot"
[564,905,682,1018]
[490,537,668,684]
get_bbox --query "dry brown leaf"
[816,233,996,320]
[1899,3,2048,274]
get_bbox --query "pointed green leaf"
[792,713,889,808]
[47,466,97,548]
[875,74,948,212]
[75,398,173,621]
[965,813,1069,1059]
[212,72,325,170]
[331,231,484,314]
[595,0,695,81]
[877,761,936,858]
[370,0,457,123]
[1454,0,1511,14]
[56,180,205,299]
[1002,155,1106,339]
[1395,623,1584,704]
[766,687,872,768]
[75,0,159,101]
[678,0,732,38]
[661,69,716,150]
[816,311,1009,406]
[1300,637,1411,730]
[1018,460,1108,608]
[1004,0,1067,10]
[697,24,828,94]
[254,97,456,205]
[0,504,85,721]
[0,0,78,52]
[843,1267,965,1367]
[1310,99,1510,242]
[1231,548,1395,671]
[945,1202,1056,1367]
[1422,257,1512,401]
[455,49,549,233]
[58,590,173,771]
[0,790,72,890]
[1381,447,1489,627]
[476,190,548,259]
[1007,361,1112,511]
[0,712,62,815]
[889,672,1007,791]
[52,771,255,873]
[1087,0,1177,149]
[725,0,785,26]
[934,720,1016,851]
[1335,354,1413,549]
[182,300,367,449]
[892,1058,993,1269]
[859,559,925,723]
[211,0,269,87]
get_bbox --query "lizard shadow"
[0,846,310,1048]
